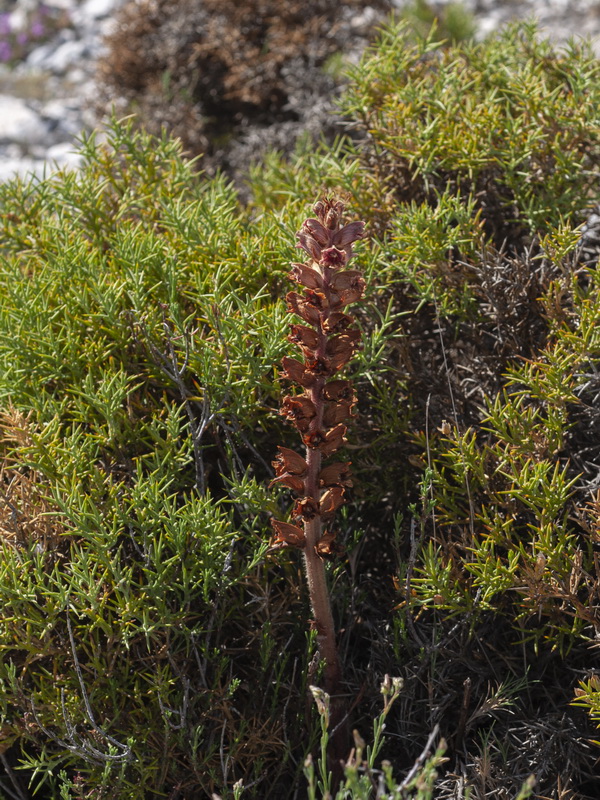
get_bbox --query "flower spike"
[269,197,366,756]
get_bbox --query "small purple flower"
[30,18,45,38]
[0,13,10,36]
[0,39,12,62]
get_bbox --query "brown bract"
[319,487,345,518]
[319,462,353,488]
[270,446,307,492]
[280,395,317,432]
[286,292,322,326]
[296,232,322,261]
[322,312,354,334]
[303,423,347,455]
[288,324,320,354]
[281,356,316,387]
[323,399,355,426]
[294,497,320,520]
[314,530,343,560]
[272,446,307,475]
[325,335,358,372]
[322,380,355,402]
[270,519,306,550]
[289,263,325,290]
[302,217,331,246]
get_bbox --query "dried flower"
[270,519,306,550]
[269,197,366,742]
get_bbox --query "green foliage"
[399,0,476,43]
[340,19,600,257]
[305,679,445,800]
[0,119,308,798]
[2,18,600,800]
[573,675,600,745]
[410,252,600,648]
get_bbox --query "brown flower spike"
[270,198,366,760]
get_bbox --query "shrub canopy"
[1,19,600,800]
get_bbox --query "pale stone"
[45,140,81,167]
[0,156,45,181]
[42,39,87,73]
[0,94,47,145]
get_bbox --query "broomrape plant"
[269,197,366,757]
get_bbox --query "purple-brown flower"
[268,197,366,764]
[270,197,365,555]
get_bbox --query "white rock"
[40,97,79,117]
[71,0,118,26]
[25,40,60,69]
[84,0,118,17]
[0,156,45,182]
[8,0,39,33]
[0,95,48,146]
[43,0,78,10]
[45,140,81,167]
[42,39,88,73]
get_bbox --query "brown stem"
[303,451,341,695]
[303,344,342,690]
[304,376,346,780]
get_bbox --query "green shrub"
[0,121,308,798]
[1,18,600,800]
[249,19,600,797]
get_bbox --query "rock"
[71,0,118,28]
[26,26,75,68]
[40,37,88,73]
[45,140,81,168]
[0,94,47,145]
[0,155,44,181]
